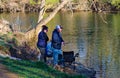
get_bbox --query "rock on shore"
[0,19,12,34]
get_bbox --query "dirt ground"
[0,64,19,78]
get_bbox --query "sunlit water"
[1,12,120,78]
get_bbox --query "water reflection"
[0,13,38,32]
[0,12,120,78]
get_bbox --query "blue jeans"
[52,47,62,65]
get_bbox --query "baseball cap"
[56,25,63,29]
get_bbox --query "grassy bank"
[0,57,86,78]
[30,0,59,5]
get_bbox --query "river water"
[0,12,120,78]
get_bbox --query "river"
[0,12,120,78]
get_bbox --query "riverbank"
[0,32,96,78]
[0,0,120,13]
[0,18,96,78]
[0,56,86,78]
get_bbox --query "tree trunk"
[24,0,69,46]
[38,0,45,23]
[35,0,69,33]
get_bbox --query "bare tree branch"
[38,0,45,23]
[25,0,69,38]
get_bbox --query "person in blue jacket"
[37,25,49,62]
[46,41,53,57]
[51,25,64,67]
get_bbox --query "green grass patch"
[46,0,59,4]
[29,0,59,5]
[0,37,10,52]
[0,34,18,53]
[29,0,38,5]
[0,56,85,78]
[112,0,120,8]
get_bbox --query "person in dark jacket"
[51,25,64,67]
[37,25,49,62]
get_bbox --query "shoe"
[53,64,59,69]
[60,65,64,68]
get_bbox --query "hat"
[56,25,63,30]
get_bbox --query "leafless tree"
[24,0,70,46]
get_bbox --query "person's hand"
[62,42,65,46]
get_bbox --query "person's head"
[42,25,48,33]
[55,25,63,32]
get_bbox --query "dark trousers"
[58,54,65,66]
[38,47,46,62]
